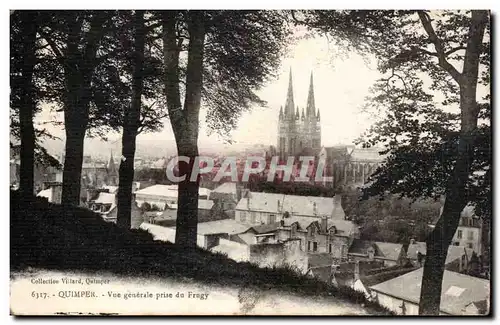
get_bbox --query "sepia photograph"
[8,6,491,316]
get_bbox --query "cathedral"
[277,69,321,159]
[275,68,387,189]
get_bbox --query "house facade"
[451,206,482,253]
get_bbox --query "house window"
[269,214,276,224]
[240,211,246,222]
[308,241,312,251]
[468,231,474,240]
[457,230,463,239]
[250,212,256,224]
[313,242,318,252]
[453,242,460,246]
[329,244,332,253]
[467,243,473,249]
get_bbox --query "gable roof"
[348,239,403,261]
[247,222,281,234]
[348,239,377,255]
[370,268,490,315]
[375,242,404,261]
[211,182,237,195]
[406,241,427,260]
[467,300,488,314]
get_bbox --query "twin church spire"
[280,68,320,121]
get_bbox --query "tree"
[116,10,146,229]
[296,10,490,314]
[159,10,290,248]
[39,11,114,206]
[10,11,38,199]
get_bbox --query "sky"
[34,27,383,154]
[141,32,382,149]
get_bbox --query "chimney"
[313,202,317,216]
[354,261,360,281]
[236,183,243,201]
[277,200,281,213]
[321,216,328,233]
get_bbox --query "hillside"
[10,191,391,315]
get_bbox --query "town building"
[319,146,386,188]
[406,239,475,273]
[347,239,407,267]
[145,199,230,227]
[430,205,484,254]
[234,191,345,226]
[451,205,483,253]
[88,191,143,228]
[134,184,211,210]
[370,268,490,315]
[209,182,242,211]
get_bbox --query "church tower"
[107,150,118,186]
[277,69,321,160]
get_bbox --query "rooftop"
[407,242,475,264]
[37,188,52,201]
[135,184,211,199]
[235,191,344,218]
[370,268,490,315]
[348,239,403,262]
[94,192,115,205]
[169,219,249,236]
[211,182,238,195]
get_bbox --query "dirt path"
[10,269,369,315]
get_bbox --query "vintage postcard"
[9,9,491,316]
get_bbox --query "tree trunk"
[418,10,489,315]
[162,11,206,248]
[61,65,91,206]
[18,11,38,200]
[62,97,89,206]
[117,10,145,229]
[60,13,106,207]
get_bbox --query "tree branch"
[38,29,65,62]
[417,11,462,84]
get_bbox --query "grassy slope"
[10,191,391,315]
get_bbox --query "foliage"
[295,10,491,217]
[10,11,61,169]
